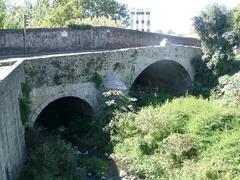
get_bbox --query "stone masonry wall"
[0,64,25,180]
[0,27,200,56]
[22,44,202,125]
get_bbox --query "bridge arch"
[29,94,95,127]
[130,59,192,95]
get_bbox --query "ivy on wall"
[19,82,32,126]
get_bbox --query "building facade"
[129,8,151,32]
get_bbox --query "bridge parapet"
[0,27,200,57]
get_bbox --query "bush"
[66,16,124,28]
[159,134,197,165]
[67,23,93,29]
[19,129,84,180]
[107,96,240,179]
[82,156,111,178]
[212,72,240,106]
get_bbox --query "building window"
[137,12,144,15]
[131,12,135,15]
[136,20,139,24]
[146,12,151,15]
[147,20,150,25]
[142,20,144,24]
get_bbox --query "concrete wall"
[0,27,200,56]
[0,63,25,180]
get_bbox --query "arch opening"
[130,60,192,96]
[34,96,94,129]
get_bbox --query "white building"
[129,8,151,32]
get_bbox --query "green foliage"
[67,23,93,29]
[193,3,239,76]
[108,96,240,179]
[80,0,129,25]
[212,72,240,106]
[0,0,6,28]
[19,82,32,126]
[62,116,110,150]
[156,133,197,168]
[191,56,216,97]
[103,90,137,113]
[82,156,110,178]
[90,72,102,89]
[136,90,173,107]
[19,129,85,180]
[3,5,25,29]
[231,5,240,38]
[1,0,128,28]
[66,16,124,28]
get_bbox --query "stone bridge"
[0,27,202,180]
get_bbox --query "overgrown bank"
[108,96,240,179]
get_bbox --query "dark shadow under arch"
[130,60,192,96]
[34,96,94,129]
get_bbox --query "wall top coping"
[0,26,199,42]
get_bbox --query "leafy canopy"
[0,0,6,28]
[1,0,128,28]
[193,3,239,75]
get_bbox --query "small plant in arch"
[90,72,102,89]
[103,90,137,112]
[19,81,32,126]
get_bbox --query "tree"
[29,0,51,27]
[2,0,128,28]
[0,0,6,28]
[4,5,25,29]
[28,0,83,27]
[3,1,33,29]
[231,5,240,39]
[193,3,239,75]
[80,0,128,24]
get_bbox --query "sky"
[118,0,240,35]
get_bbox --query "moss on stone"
[19,82,32,126]
[114,62,125,72]
[90,72,102,89]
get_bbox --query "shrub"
[108,96,240,179]
[136,90,173,107]
[66,16,124,28]
[212,72,240,106]
[67,23,93,29]
[103,90,137,112]
[19,129,84,180]
[82,156,111,178]
[159,134,197,165]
